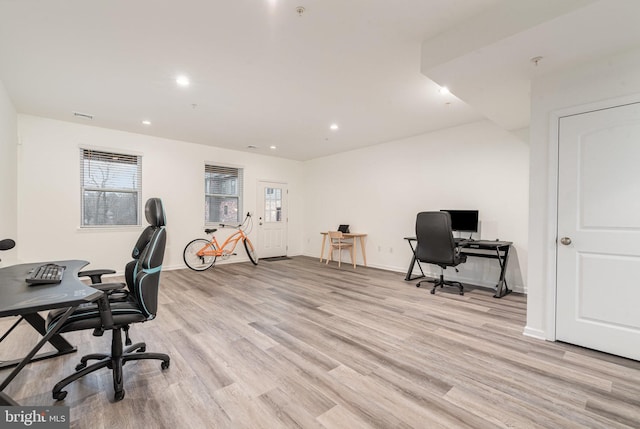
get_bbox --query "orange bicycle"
[183,212,258,271]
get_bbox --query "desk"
[320,232,368,267]
[0,260,103,405]
[404,238,513,298]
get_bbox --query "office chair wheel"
[161,360,170,370]
[114,390,125,401]
[53,390,67,401]
[430,289,435,294]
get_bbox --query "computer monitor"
[440,210,479,233]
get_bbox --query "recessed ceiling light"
[270,145,277,150]
[142,120,151,125]
[176,75,190,87]
[247,145,258,149]
[439,86,450,95]
[330,123,339,131]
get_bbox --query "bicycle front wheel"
[183,239,217,271]
[244,238,258,265]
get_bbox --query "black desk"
[0,260,103,406]
[404,238,513,298]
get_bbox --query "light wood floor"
[2,256,639,428]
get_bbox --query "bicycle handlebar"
[219,223,241,228]
[219,212,252,229]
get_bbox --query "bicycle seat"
[204,228,217,234]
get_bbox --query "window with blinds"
[205,164,243,224]
[80,148,142,226]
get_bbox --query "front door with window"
[257,181,288,259]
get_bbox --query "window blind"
[80,148,142,226]
[205,164,243,223]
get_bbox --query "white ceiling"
[1,0,639,160]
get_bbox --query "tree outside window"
[81,149,141,226]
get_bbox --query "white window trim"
[204,162,244,225]
[80,147,143,228]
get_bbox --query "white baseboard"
[523,326,546,340]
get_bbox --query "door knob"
[560,237,572,245]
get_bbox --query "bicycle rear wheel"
[183,239,217,271]
[244,238,258,265]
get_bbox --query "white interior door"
[257,181,288,258]
[556,102,640,360]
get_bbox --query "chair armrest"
[91,282,126,293]
[78,269,117,284]
[454,240,471,259]
[91,282,129,302]
[455,239,471,248]
[95,293,114,330]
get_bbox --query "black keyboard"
[26,263,65,285]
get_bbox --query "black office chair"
[0,238,15,263]
[46,198,170,401]
[414,211,467,295]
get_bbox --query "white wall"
[0,79,18,266]
[527,47,640,339]
[303,120,530,292]
[16,115,304,272]
[13,114,530,295]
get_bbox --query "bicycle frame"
[183,212,258,271]
[198,229,247,258]
[197,213,253,258]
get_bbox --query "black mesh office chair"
[414,211,467,295]
[46,198,170,401]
